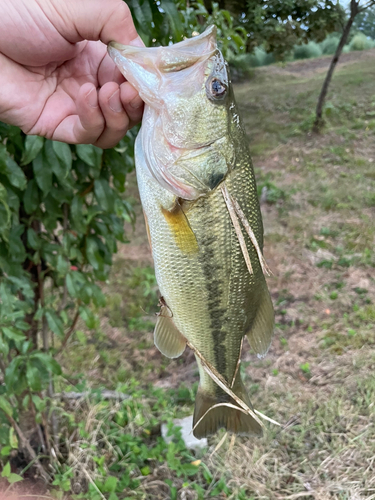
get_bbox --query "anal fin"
[246,284,274,358]
[154,304,186,359]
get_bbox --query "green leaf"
[8,473,23,484]
[33,150,52,195]
[23,179,39,214]
[0,335,9,356]
[21,135,44,165]
[31,352,62,375]
[9,427,18,449]
[86,236,103,271]
[179,463,200,476]
[0,183,11,237]
[22,394,30,409]
[75,330,87,345]
[0,396,13,417]
[52,141,72,177]
[27,227,41,250]
[56,255,69,275]
[8,224,26,262]
[66,273,77,297]
[140,466,150,476]
[1,461,11,477]
[45,310,64,337]
[159,0,183,40]
[0,446,11,457]
[2,326,26,342]
[76,144,103,170]
[5,157,27,190]
[5,357,27,394]
[129,0,153,31]
[26,361,43,391]
[71,195,86,233]
[94,178,114,212]
[103,476,118,493]
[79,306,98,329]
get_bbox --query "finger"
[55,0,143,46]
[52,82,105,144]
[98,52,125,88]
[94,82,131,149]
[120,82,144,127]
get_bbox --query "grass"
[42,51,375,499]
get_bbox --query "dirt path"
[259,48,375,77]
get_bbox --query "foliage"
[0,123,137,457]
[352,4,375,38]
[128,0,247,58]
[349,32,375,50]
[232,0,346,58]
[178,0,247,58]
[293,41,323,60]
[320,33,341,55]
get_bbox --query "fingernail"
[129,35,145,48]
[87,88,98,108]
[130,96,143,109]
[109,89,123,113]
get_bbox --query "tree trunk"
[313,8,357,132]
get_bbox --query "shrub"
[320,34,341,55]
[293,41,322,60]
[349,33,375,51]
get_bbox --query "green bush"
[228,48,275,79]
[349,33,375,51]
[320,34,341,55]
[247,47,275,67]
[293,41,322,60]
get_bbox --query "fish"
[108,26,274,438]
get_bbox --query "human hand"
[0,0,144,148]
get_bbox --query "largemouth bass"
[108,26,274,438]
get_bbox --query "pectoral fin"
[246,284,274,358]
[161,201,198,255]
[154,305,186,358]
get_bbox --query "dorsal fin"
[154,305,186,359]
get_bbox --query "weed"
[300,362,311,376]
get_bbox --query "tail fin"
[192,373,262,439]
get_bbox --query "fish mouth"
[107,26,217,99]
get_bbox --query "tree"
[314,0,375,132]
[352,4,375,38]
[203,0,345,58]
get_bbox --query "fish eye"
[208,77,227,100]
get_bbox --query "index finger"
[50,0,144,46]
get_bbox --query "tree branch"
[6,414,51,483]
[57,308,80,354]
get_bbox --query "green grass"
[48,52,375,499]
